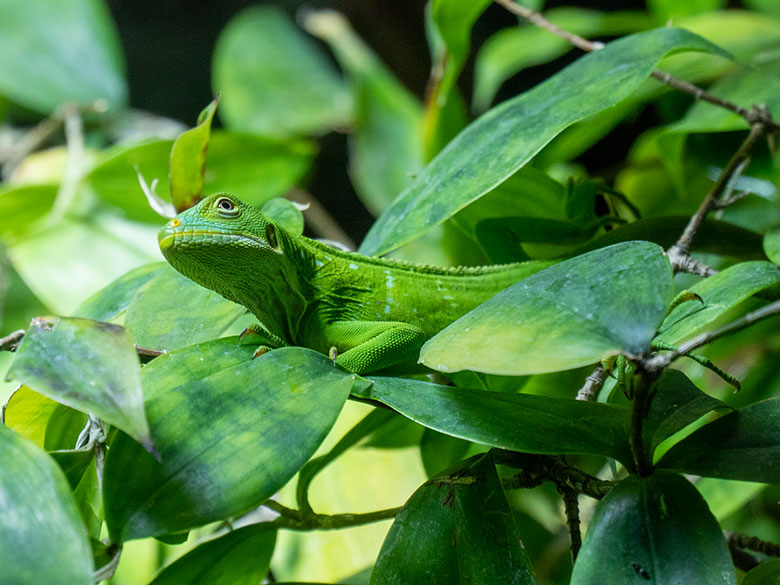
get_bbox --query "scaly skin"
[158,193,551,374]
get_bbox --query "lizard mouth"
[158,224,266,252]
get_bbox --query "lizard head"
[157,193,301,337]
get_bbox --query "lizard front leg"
[322,320,427,374]
[239,323,287,358]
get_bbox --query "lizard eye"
[215,197,239,217]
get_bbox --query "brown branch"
[576,365,607,401]
[668,114,771,266]
[493,0,780,130]
[727,531,780,558]
[0,329,24,352]
[558,485,582,562]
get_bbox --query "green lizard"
[158,193,551,374]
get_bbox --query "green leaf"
[353,376,632,465]
[420,241,673,375]
[2,385,61,448]
[261,198,305,235]
[648,0,726,21]
[657,398,780,483]
[124,265,245,352]
[169,97,219,211]
[371,454,536,585]
[643,369,726,457]
[149,524,276,585]
[305,11,424,215]
[0,0,126,113]
[7,316,153,452]
[0,425,94,585]
[86,133,315,223]
[655,261,780,345]
[742,558,780,585]
[213,6,352,138]
[74,262,166,321]
[0,183,57,240]
[764,227,780,265]
[6,217,158,314]
[104,343,352,541]
[570,472,735,585]
[359,28,727,256]
[474,8,653,112]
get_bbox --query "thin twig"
[558,485,582,562]
[263,500,401,531]
[93,544,122,583]
[668,116,770,265]
[576,365,607,401]
[493,0,780,130]
[726,531,780,558]
[646,299,780,371]
[497,453,615,499]
[0,329,24,351]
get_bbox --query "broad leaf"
[359,28,726,256]
[7,217,158,314]
[371,454,536,585]
[150,524,276,585]
[124,266,245,351]
[353,376,632,465]
[657,398,780,483]
[104,343,353,541]
[742,559,780,585]
[0,0,126,113]
[74,262,166,321]
[0,183,58,239]
[169,97,219,211]
[261,198,305,235]
[213,6,352,138]
[0,425,94,585]
[571,472,735,585]
[655,261,780,345]
[764,227,780,265]
[420,241,673,375]
[474,8,653,112]
[7,316,153,451]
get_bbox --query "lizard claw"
[328,346,338,366]
[252,345,272,359]
[239,325,266,345]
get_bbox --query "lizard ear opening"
[265,223,279,249]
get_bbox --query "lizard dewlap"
[159,193,550,374]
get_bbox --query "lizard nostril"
[169,218,181,228]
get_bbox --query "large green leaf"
[7,316,153,451]
[742,559,780,585]
[0,0,126,113]
[359,28,726,256]
[150,524,276,585]
[86,132,315,223]
[353,376,632,465]
[571,472,735,585]
[420,241,673,375]
[657,398,780,483]
[7,217,158,314]
[103,343,353,541]
[213,5,352,138]
[306,11,424,215]
[0,183,58,240]
[371,454,536,585]
[74,262,166,321]
[124,266,245,351]
[655,261,780,345]
[474,8,653,112]
[0,425,94,585]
